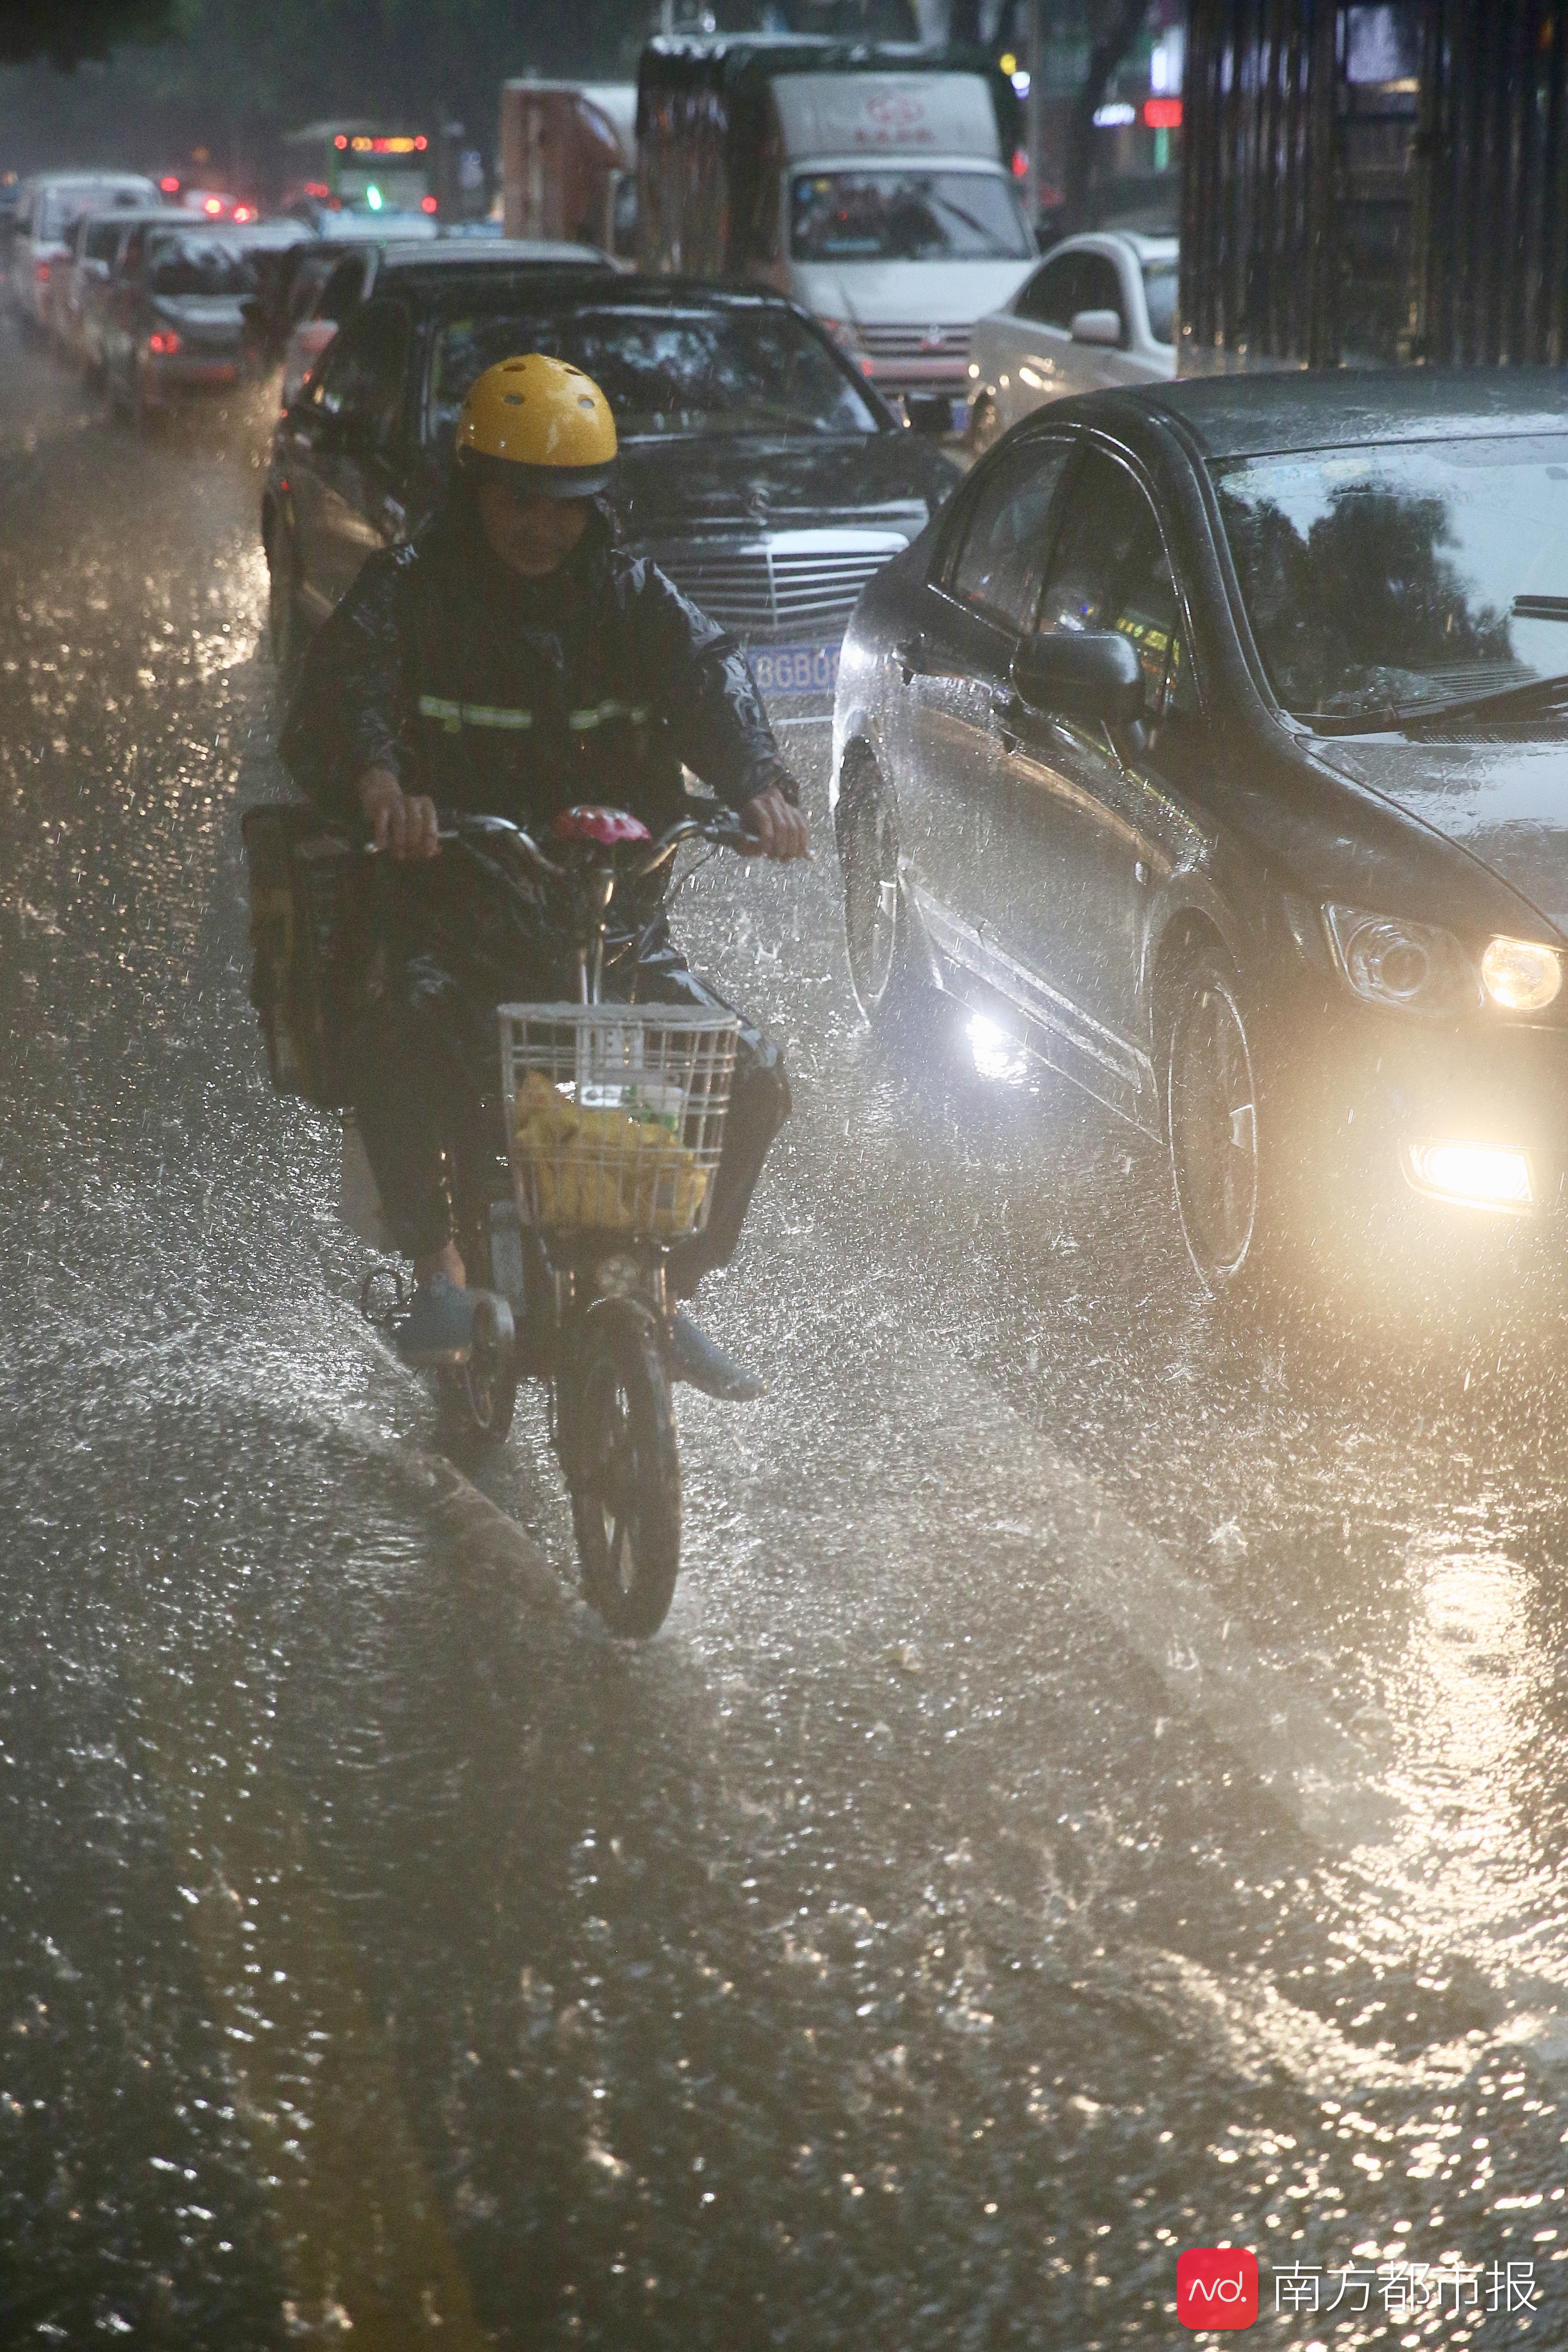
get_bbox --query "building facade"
[1181,0,1568,370]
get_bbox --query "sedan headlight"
[1324,904,1480,1015]
[1480,934,1563,1012]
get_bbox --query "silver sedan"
[965,229,1177,451]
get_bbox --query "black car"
[101,219,264,427]
[272,234,608,401]
[832,370,1568,1293]
[262,266,959,704]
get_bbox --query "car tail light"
[148,329,181,355]
[34,260,50,283]
[421,195,438,214]
[232,204,255,224]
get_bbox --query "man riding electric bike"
[280,352,809,1397]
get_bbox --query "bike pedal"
[358,1264,411,1332]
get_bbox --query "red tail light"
[420,195,438,214]
[34,260,50,283]
[147,329,181,355]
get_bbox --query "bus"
[281,121,436,219]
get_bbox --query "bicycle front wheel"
[570,1314,681,1639]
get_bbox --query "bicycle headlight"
[1324,905,1480,1016]
[1480,934,1564,1013]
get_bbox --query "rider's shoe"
[394,1274,476,1367]
[667,1312,766,1402]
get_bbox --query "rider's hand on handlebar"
[736,784,811,863]
[357,766,441,861]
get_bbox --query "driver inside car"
[280,352,810,1397]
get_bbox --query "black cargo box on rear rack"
[241,802,371,1110]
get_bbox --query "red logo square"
[1177,2246,1259,2329]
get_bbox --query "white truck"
[637,38,1036,426]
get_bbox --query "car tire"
[966,391,1002,457]
[838,758,926,1028]
[1166,943,1277,1296]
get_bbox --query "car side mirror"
[1010,630,1144,724]
[1069,306,1122,348]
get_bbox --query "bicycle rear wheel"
[435,1291,518,1448]
[570,1314,681,1638]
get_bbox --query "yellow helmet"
[456,353,618,498]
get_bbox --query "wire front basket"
[499,1002,741,1241]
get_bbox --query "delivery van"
[499,81,637,260]
[637,37,1035,424]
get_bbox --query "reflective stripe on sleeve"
[567,700,651,732]
[417,695,533,732]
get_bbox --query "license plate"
[751,642,841,697]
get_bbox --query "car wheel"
[839,760,925,1027]
[967,391,1002,457]
[1167,945,1268,1294]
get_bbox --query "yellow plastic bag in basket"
[513,1071,710,1235]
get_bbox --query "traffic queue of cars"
[262,251,959,705]
[33,155,1548,1318]
[5,167,460,427]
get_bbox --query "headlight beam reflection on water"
[966,1012,1030,1085]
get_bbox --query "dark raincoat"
[277,488,795,1288]
[280,493,798,831]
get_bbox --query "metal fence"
[1180,0,1568,370]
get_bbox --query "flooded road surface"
[4,322,1568,2348]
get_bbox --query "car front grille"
[646,529,910,642]
[856,323,972,361]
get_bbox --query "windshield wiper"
[1296,671,1568,736]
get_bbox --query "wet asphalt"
[4,323,1568,2350]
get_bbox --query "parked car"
[283,198,439,242]
[965,231,1177,453]
[8,172,163,328]
[832,370,1568,1295]
[180,188,254,223]
[263,264,958,704]
[53,205,170,371]
[101,220,266,430]
[277,235,607,408]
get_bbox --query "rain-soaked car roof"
[1095,366,1568,460]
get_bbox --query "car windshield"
[1142,259,1177,345]
[146,233,255,297]
[790,170,1032,262]
[1214,434,1568,723]
[427,306,883,445]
